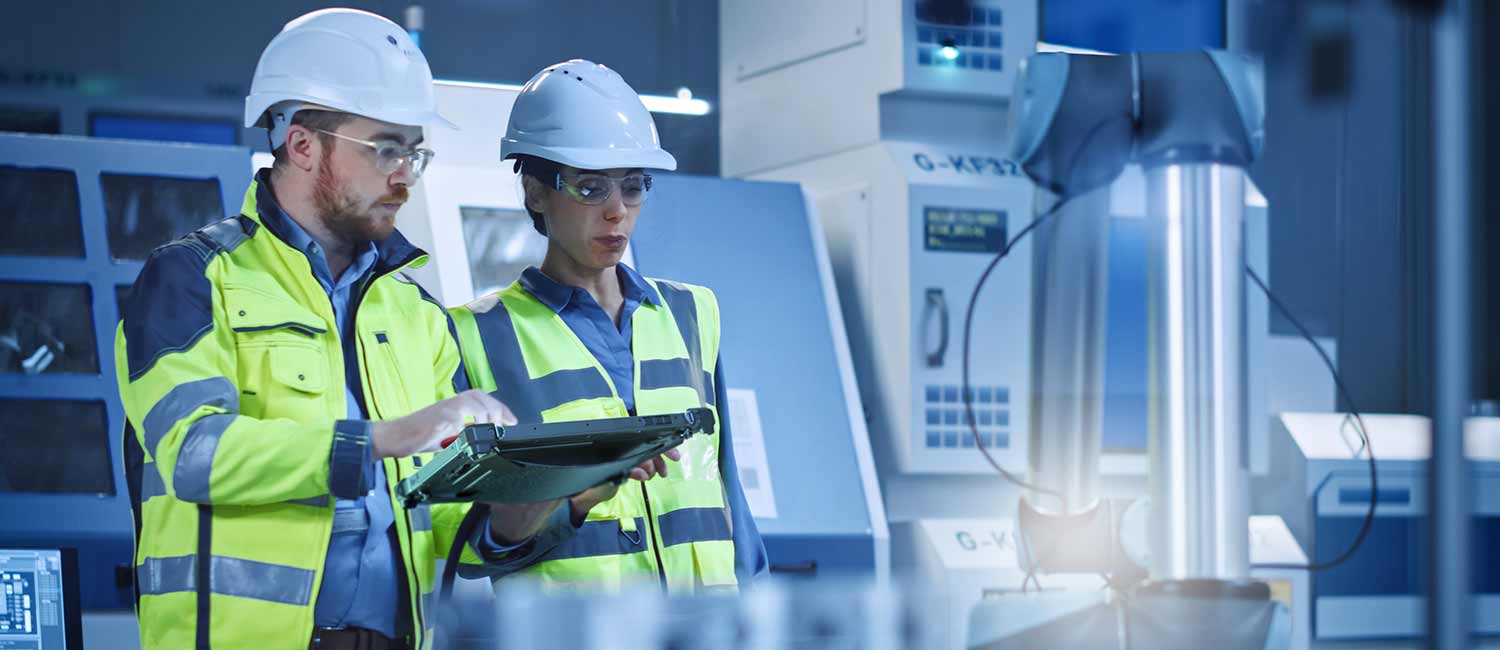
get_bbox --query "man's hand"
[371,389,516,459]
[566,447,684,525]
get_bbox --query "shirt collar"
[519,264,661,314]
[257,177,377,289]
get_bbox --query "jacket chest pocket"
[356,326,437,419]
[224,286,333,420]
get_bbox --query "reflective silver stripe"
[420,590,436,624]
[142,376,238,456]
[172,413,235,503]
[137,555,196,596]
[141,460,166,502]
[410,503,432,532]
[541,518,648,561]
[137,555,315,606]
[210,556,314,606]
[639,358,696,391]
[657,507,733,548]
[469,300,613,423]
[332,508,370,535]
[655,283,710,404]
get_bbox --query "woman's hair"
[512,154,561,236]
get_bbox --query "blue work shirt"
[268,201,523,638]
[519,266,769,580]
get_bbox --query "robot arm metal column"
[1007,50,1265,582]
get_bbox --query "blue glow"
[939,45,960,61]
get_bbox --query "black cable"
[1246,266,1377,571]
[962,113,1132,510]
[437,503,490,650]
[961,195,1075,508]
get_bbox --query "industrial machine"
[720,2,1326,646]
[1264,413,1500,641]
[0,133,251,617]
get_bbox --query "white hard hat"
[245,8,455,147]
[501,60,677,171]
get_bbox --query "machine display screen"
[0,548,79,649]
[924,207,1007,253]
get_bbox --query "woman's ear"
[521,175,548,214]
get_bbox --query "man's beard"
[312,152,408,245]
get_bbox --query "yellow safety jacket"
[449,277,738,592]
[114,175,557,649]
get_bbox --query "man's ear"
[283,125,320,173]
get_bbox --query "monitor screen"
[0,548,81,650]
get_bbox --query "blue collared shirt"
[253,176,559,640]
[269,207,405,637]
[519,266,768,580]
[269,204,529,638]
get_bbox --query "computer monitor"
[0,547,82,650]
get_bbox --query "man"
[449,60,767,593]
[115,11,662,649]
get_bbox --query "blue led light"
[939,45,959,61]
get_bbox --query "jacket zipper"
[347,270,428,640]
[641,486,669,592]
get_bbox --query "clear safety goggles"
[312,128,435,179]
[555,172,653,207]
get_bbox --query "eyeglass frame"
[552,171,654,207]
[307,127,436,178]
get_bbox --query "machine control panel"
[913,2,1007,71]
[903,0,1036,98]
[921,384,1012,450]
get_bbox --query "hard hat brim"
[501,140,677,172]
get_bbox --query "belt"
[309,626,407,650]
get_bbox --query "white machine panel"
[892,142,1033,474]
[724,0,867,80]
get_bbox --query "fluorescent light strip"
[436,79,712,116]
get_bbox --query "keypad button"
[926,431,942,448]
[943,409,960,426]
[943,432,960,448]
[943,386,960,402]
[978,387,993,403]
[925,385,941,402]
[926,408,941,425]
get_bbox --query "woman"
[449,59,766,592]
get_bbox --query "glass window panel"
[0,106,61,135]
[100,173,223,261]
[460,206,549,297]
[0,398,113,495]
[0,167,83,258]
[89,113,239,146]
[0,282,97,375]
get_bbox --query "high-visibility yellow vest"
[116,174,496,649]
[450,277,737,592]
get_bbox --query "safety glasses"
[555,172,653,207]
[311,128,435,179]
